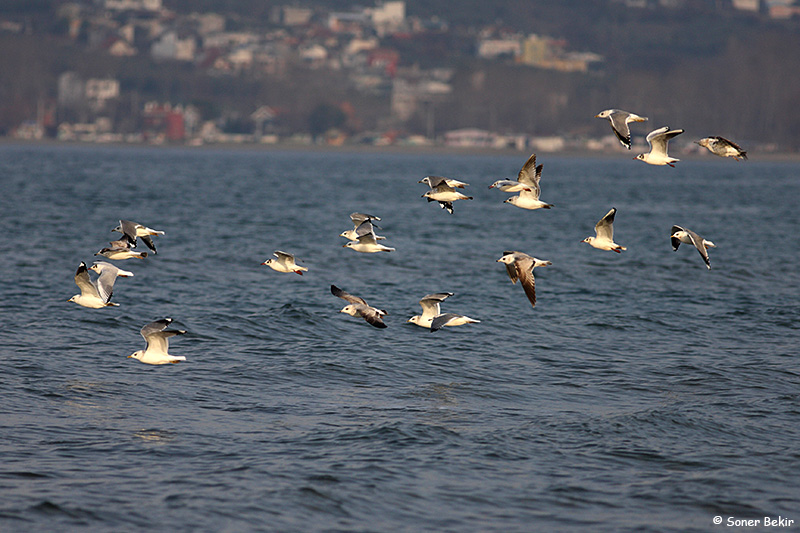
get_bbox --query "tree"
[307,103,346,139]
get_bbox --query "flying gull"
[407,292,480,331]
[635,126,684,166]
[582,207,627,253]
[127,318,187,365]
[331,284,387,328]
[670,225,716,269]
[340,219,385,242]
[343,232,395,253]
[595,109,649,150]
[261,250,308,275]
[112,220,165,254]
[430,313,481,332]
[497,251,551,308]
[500,153,554,210]
[68,261,131,308]
[419,176,473,214]
[695,136,747,161]
[95,238,148,260]
[407,292,453,328]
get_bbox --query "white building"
[152,30,196,61]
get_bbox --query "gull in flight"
[499,153,554,210]
[635,126,684,167]
[112,220,165,254]
[95,238,148,260]
[670,225,716,269]
[261,250,308,275]
[343,232,395,253]
[340,213,385,241]
[407,292,480,331]
[595,109,648,149]
[419,176,473,214]
[582,207,627,253]
[68,261,132,308]
[128,318,187,365]
[695,137,747,161]
[497,251,551,308]
[331,285,387,328]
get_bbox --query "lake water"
[0,143,798,532]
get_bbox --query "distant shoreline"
[2,137,798,162]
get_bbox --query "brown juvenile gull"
[331,284,388,328]
[582,207,627,253]
[595,109,649,150]
[419,176,473,214]
[127,318,187,365]
[695,137,747,161]
[112,219,165,254]
[496,251,552,308]
[670,225,716,269]
[261,250,308,275]
[635,126,684,167]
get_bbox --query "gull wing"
[331,285,367,306]
[358,304,388,328]
[431,313,460,332]
[514,257,538,308]
[595,208,617,241]
[74,262,99,298]
[517,154,538,186]
[647,127,683,156]
[273,250,296,262]
[140,318,185,354]
[419,292,453,319]
[350,212,381,225]
[685,228,711,268]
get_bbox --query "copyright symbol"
[713,516,723,525]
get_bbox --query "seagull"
[112,220,165,254]
[695,136,747,161]
[331,285,387,328]
[69,261,128,308]
[340,219,385,241]
[595,109,649,149]
[127,318,187,365]
[261,250,308,275]
[89,261,134,302]
[343,232,395,253]
[501,153,554,210]
[407,292,453,328]
[497,251,551,308]
[419,176,473,214]
[670,225,716,269]
[430,313,481,332]
[407,292,480,331]
[95,238,148,260]
[635,126,684,166]
[582,207,627,253]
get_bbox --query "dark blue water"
[1,143,798,532]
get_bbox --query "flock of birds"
[69,108,746,363]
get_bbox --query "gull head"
[340,305,359,317]
[595,110,611,119]
[68,295,79,303]
[261,258,274,266]
[582,237,594,245]
[496,254,514,265]
[127,350,144,361]
[634,153,646,162]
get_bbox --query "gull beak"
[127,355,134,358]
